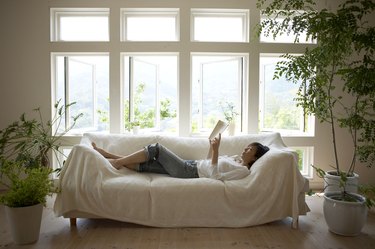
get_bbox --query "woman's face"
[241,144,258,168]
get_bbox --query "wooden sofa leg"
[291,217,299,229]
[70,218,77,227]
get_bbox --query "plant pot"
[324,170,359,194]
[228,122,235,136]
[132,126,140,135]
[5,203,43,245]
[323,192,367,236]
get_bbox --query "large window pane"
[51,8,109,41]
[192,55,244,135]
[121,9,179,41]
[123,54,178,133]
[259,55,314,135]
[53,54,109,134]
[192,9,249,42]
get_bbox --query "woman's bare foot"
[108,159,123,170]
[92,142,112,158]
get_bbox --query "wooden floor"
[1,195,374,249]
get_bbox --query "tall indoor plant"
[0,100,82,244]
[257,0,374,235]
[0,100,82,169]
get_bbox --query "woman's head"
[241,142,270,169]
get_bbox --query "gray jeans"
[138,143,199,178]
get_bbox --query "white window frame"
[51,52,109,135]
[49,4,318,178]
[122,53,179,133]
[50,8,110,42]
[291,146,314,178]
[121,8,180,41]
[191,8,249,42]
[191,53,248,135]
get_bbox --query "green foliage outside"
[295,149,303,171]
[124,83,176,131]
[98,83,177,131]
[264,103,301,131]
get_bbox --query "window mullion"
[92,64,97,130]
[198,65,203,131]
[129,56,134,122]
[239,57,244,132]
[156,66,161,130]
[64,56,70,131]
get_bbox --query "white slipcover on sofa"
[54,132,310,228]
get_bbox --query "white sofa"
[54,132,310,228]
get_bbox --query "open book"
[208,120,229,140]
[206,120,228,159]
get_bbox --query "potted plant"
[220,100,239,136]
[257,0,374,236]
[0,100,82,244]
[129,120,141,134]
[0,100,82,169]
[0,159,53,244]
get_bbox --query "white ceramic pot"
[323,192,367,236]
[5,203,43,244]
[324,170,359,194]
[228,122,235,136]
[132,126,140,134]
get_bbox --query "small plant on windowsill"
[129,120,140,127]
[220,101,239,136]
[128,120,141,134]
[220,101,239,124]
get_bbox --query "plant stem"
[328,62,340,174]
[348,96,359,175]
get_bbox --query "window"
[52,54,110,134]
[259,11,315,44]
[123,54,178,133]
[50,4,316,177]
[191,54,246,134]
[292,146,314,178]
[259,55,314,136]
[50,8,109,41]
[191,9,249,42]
[121,8,179,41]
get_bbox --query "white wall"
[0,0,374,189]
[0,0,51,123]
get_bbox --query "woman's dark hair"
[248,142,270,168]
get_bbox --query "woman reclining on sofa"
[92,133,270,181]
